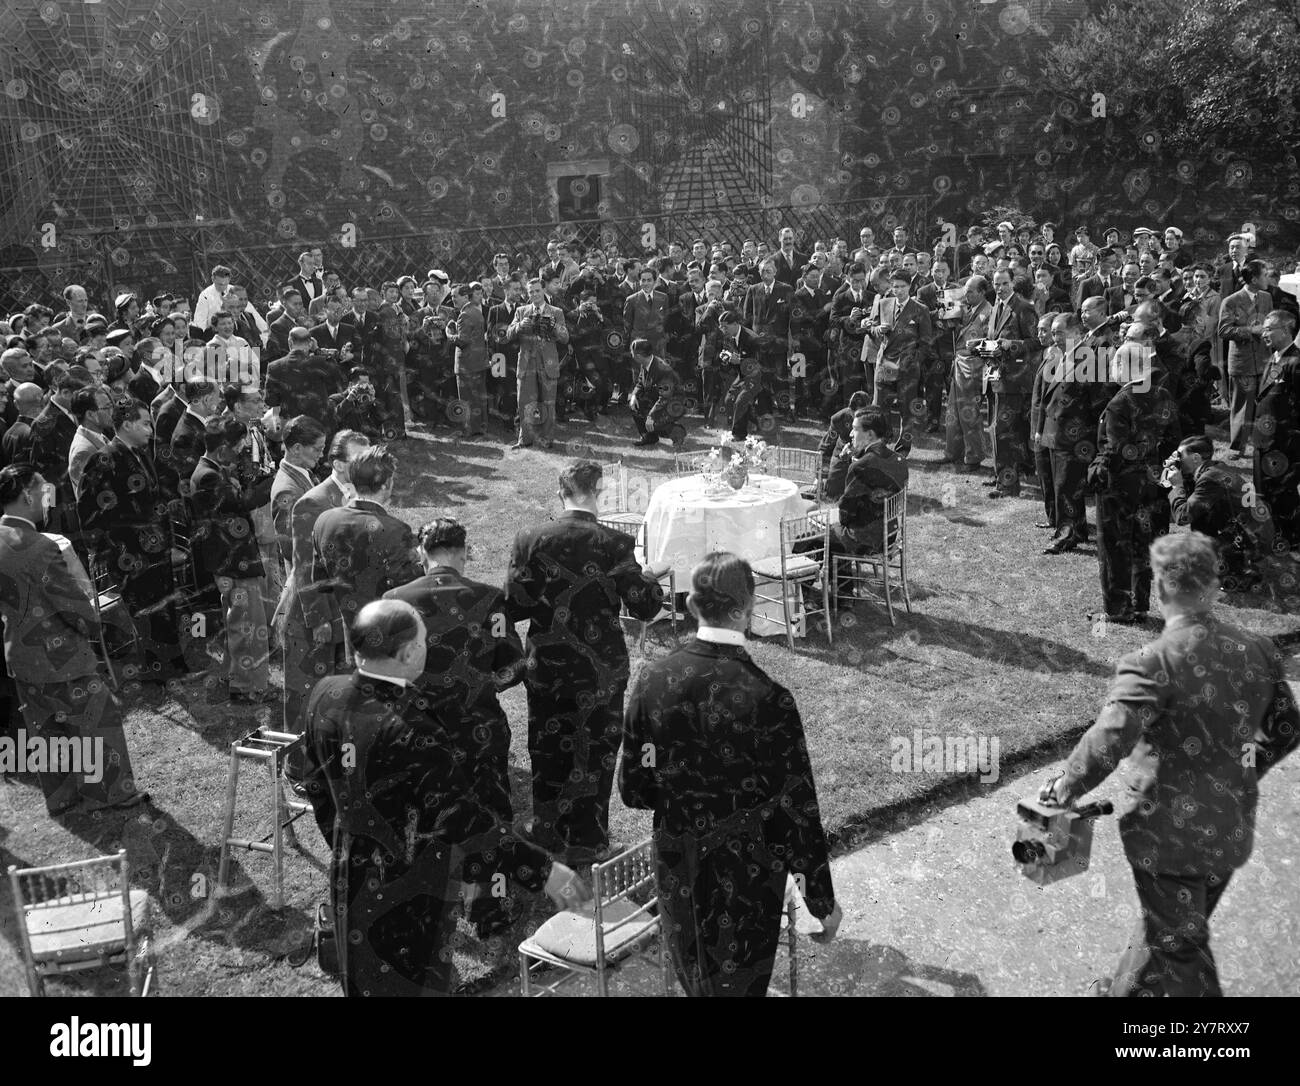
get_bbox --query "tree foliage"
[1045,0,1300,159]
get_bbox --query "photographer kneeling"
[328,367,384,442]
[1043,532,1299,995]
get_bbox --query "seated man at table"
[803,408,909,606]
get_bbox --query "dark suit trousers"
[1111,869,1232,997]
[282,624,346,780]
[723,374,773,441]
[1034,447,1056,526]
[1096,475,1159,614]
[1257,452,1300,547]
[1228,375,1257,451]
[1049,448,1090,540]
[525,683,625,851]
[991,393,1031,493]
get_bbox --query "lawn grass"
[2,407,1296,997]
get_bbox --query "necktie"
[993,301,1004,332]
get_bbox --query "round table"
[642,473,810,579]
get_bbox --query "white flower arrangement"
[700,432,768,491]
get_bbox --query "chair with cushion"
[8,850,154,997]
[751,509,833,649]
[519,838,668,997]
[831,486,911,626]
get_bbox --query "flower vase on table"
[700,432,769,495]
[725,463,749,490]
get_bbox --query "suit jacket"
[189,455,273,580]
[76,437,175,604]
[270,460,315,567]
[289,274,323,308]
[1038,330,1115,452]
[1060,613,1299,875]
[127,366,161,407]
[504,509,663,694]
[1,414,35,467]
[619,637,836,926]
[825,441,909,553]
[1168,462,1255,544]
[383,567,524,816]
[1096,383,1182,481]
[29,402,78,506]
[866,295,933,376]
[264,352,346,424]
[985,294,1042,395]
[453,303,488,375]
[1070,273,1106,313]
[165,408,210,491]
[0,514,102,683]
[302,671,550,996]
[152,390,184,442]
[1254,344,1300,459]
[310,499,421,635]
[829,283,875,341]
[308,320,360,356]
[1217,286,1273,377]
[265,312,299,362]
[770,248,808,289]
[623,289,670,345]
[742,281,794,340]
[283,476,347,640]
[340,309,380,362]
[67,425,110,499]
[507,302,568,370]
[817,405,857,465]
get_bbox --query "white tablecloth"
[643,473,809,579]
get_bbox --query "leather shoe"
[1087,609,1138,625]
[1035,521,1056,530]
[632,433,659,446]
[987,490,1018,500]
[1044,538,1078,555]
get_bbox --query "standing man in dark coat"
[984,272,1042,499]
[77,397,189,687]
[309,446,420,658]
[264,327,347,434]
[1044,532,1300,996]
[1088,325,1182,623]
[863,270,933,442]
[1216,259,1272,456]
[303,599,590,997]
[505,460,670,864]
[1253,309,1300,549]
[383,518,525,937]
[277,429,369,762]
[28,364,85,536]
[742,258,795,418]
[189,417,276,703]
[620,553,841,997]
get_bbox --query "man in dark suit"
[1,381,42,467]
[302,598,588,996]
[383,518,524,937]
[2,346,39,428]
[622,268,670,358]
[863,270,933,442]
[829,263,876,403]
[288,251,323,312]
[277,429,370,751]
[1254,309,1300,548]
[309,446,420,657]
[1045,532,1299,996]
[1040,305,1114,552]
[485,276,524,427]
[1089,324,1182,623]
[716,310,767,441]
[817,409,909,605]
[0,465,145,814]
[742,258,795,418]
[265,287,309,362]
[790,262,833,417]
[620,553,841,997]
[770,227,808,290]
[628,338,683,447]
[1217,259,1273,455]
[28,365,85,535]
[983,271,1042,498]
[163,375,222,496]
[264,327,347,432]
[340,287,380,368]
[308,295,361,358]
[77,397,190,686]
[505,460,669,864]
[270,414,325,569]
[817,391,872,471]
[189,417,276,703]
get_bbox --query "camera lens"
[1011,839,1046,864]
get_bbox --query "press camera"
[1012,796,1114,886]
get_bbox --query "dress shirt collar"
[695,625,746,646]
[75,424,107,446]
[356,666,408,688]
[1162,610,1214,632]
[560,508,597,523]
[3,514,38,530]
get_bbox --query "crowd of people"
[2,213,1300,997]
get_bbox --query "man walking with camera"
[1044,532,1300,996]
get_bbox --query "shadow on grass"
[791,936,987,997]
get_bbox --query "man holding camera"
[1044,532,1300,996]
[327,368,384,440]
[941,274,993,471]
[507,278,569,450]
[864,269,932,445]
